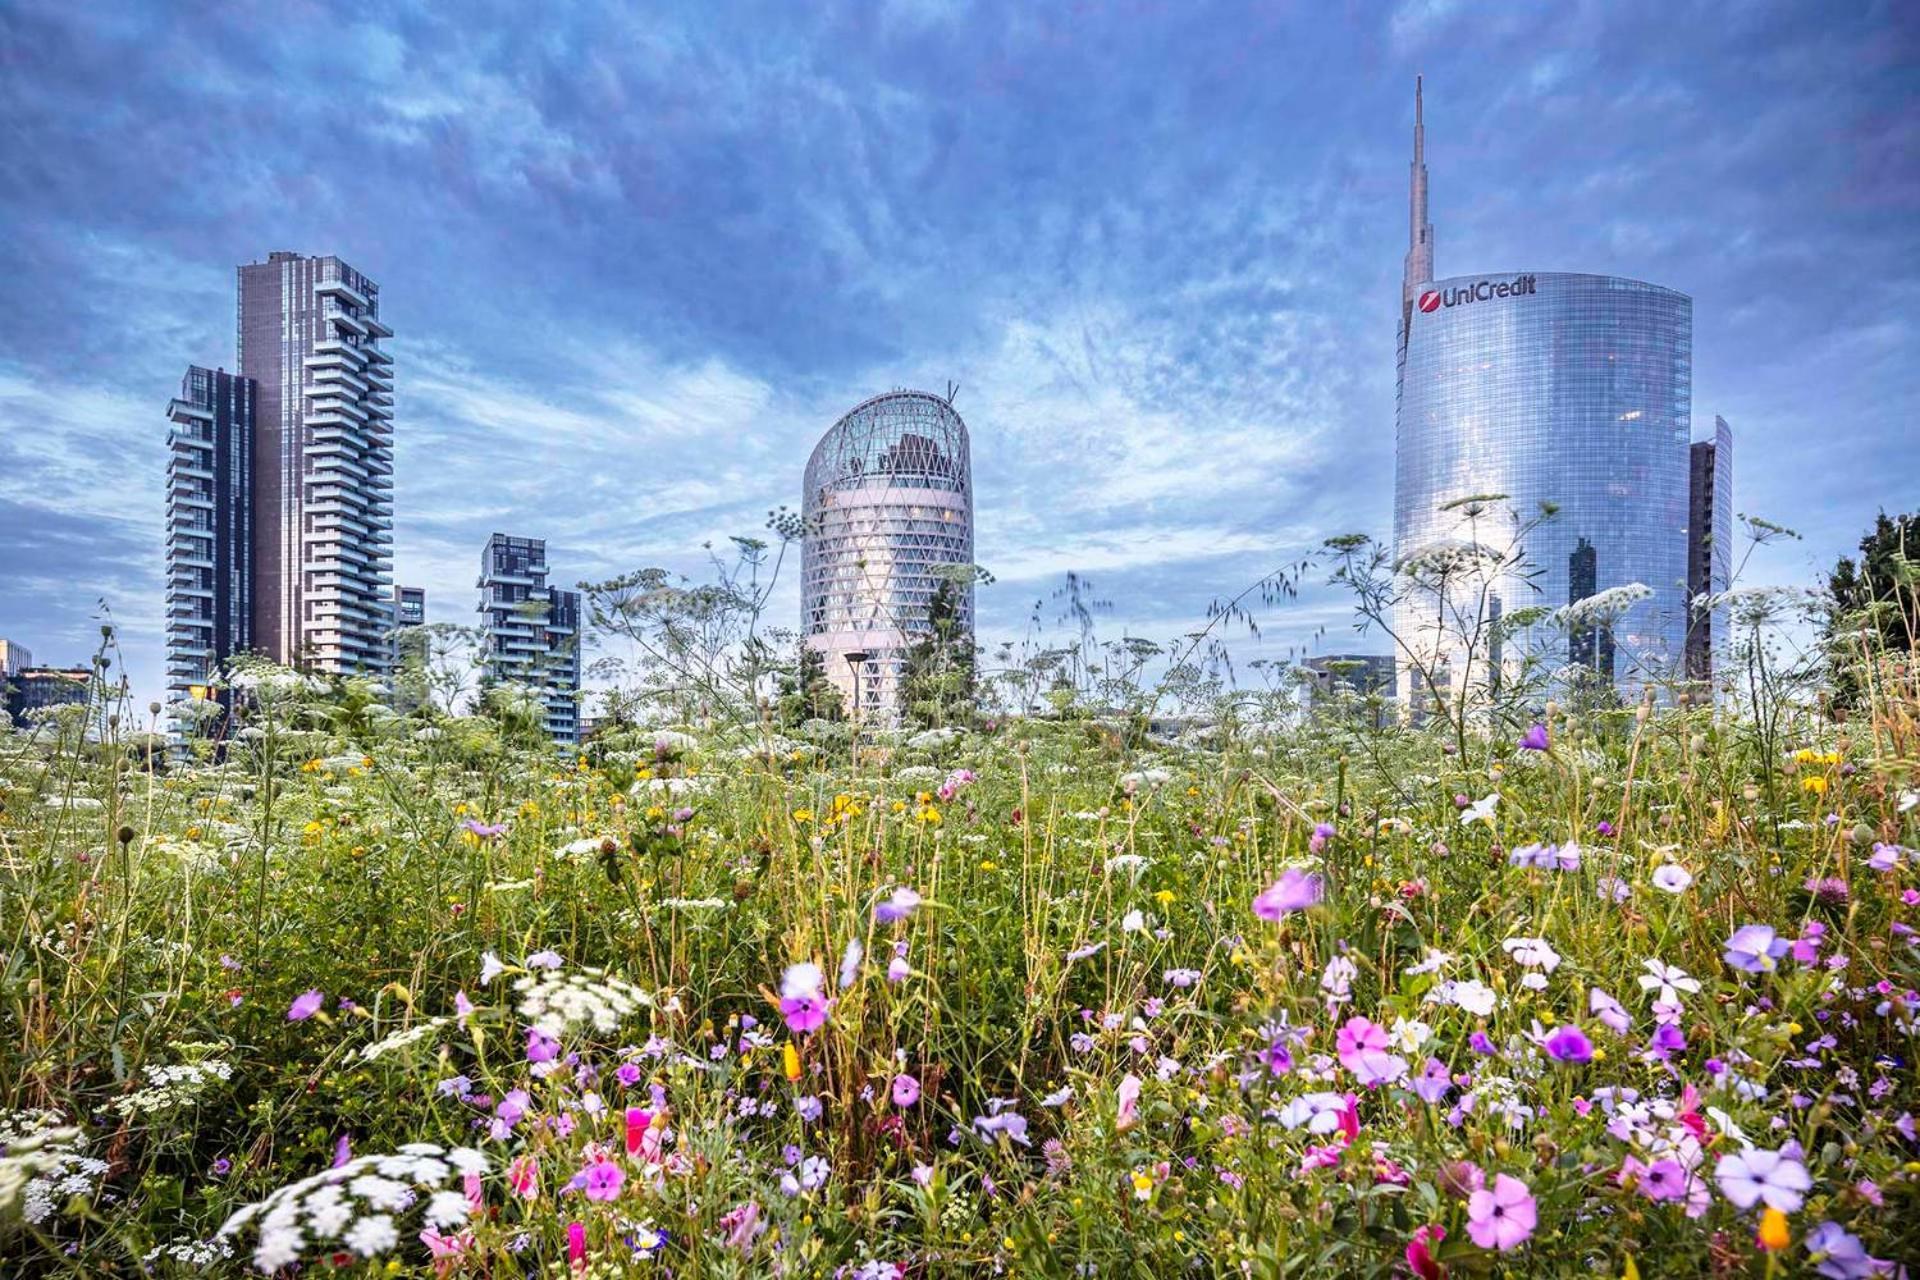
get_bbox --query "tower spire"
[1403,75,1434,306]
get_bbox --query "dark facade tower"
[237,252,394,677]
[165,366,254,719]
[1567,537,1616,681]
[477,534,580,744]
[1687,416,1734,681]
[389,584,428,712]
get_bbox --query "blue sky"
[1,0,1914,705]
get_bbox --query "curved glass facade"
[802,391,973,720]
[1394,271,1693,692]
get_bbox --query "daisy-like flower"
[1460,794,1500,827]
[1638,959,1701,1005]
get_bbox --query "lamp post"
[843,650,869,770]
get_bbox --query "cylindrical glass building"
[1394,271,1693,692]
[802,391,974,720]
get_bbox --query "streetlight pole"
[843,650,869,770]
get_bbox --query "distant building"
[1393,80,1696,701]
[1301,655,1397,725]
[6,666,95,722]
[1687,417,1734,682]
[388,585,428,711]
[237,251,394,677]
[0,638,31,677]
[165,366,254,728]
[802,390,975,722]
[477,534,581,744]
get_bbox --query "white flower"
[343,1213,399,1258]
[422,1189,472,1228]
[347,1175,410,1212]
[1638,959,1701,1006]
[1277,1092,1349,1134]
[1388,1018,1432,1052]
[1650,864,1693,893]
[1320,955,1357,1003]
[1405,948,1453,976]
[253,1226,303,1273]
[1501,937,1562,971]
[1428,978,1498,1016]
[1121,909,1146,933]
[1460,794,1499,826]
[479,951,505,986]
[782,962,824,1001]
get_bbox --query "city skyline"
[0,3,1913,708]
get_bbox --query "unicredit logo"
[1420,275,1537,313]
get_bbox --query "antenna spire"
[1403,75,1434,308]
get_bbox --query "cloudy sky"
[1,0,1913,705]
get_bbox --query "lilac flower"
[874,886,922,924]
[479,951,506,986]
[839,939,864,989]
[1518,723,1550,752]
[1638,1158,1689,1202]
[973,1106,1030,1146]
[287,989,325,1021]
[1469,1032,1497,1056]
[1590,988,1631,1034]
[1804,876,1850,905]
[1252,869,1322,920]
[1065,941,1106,963]
[794,1095,823,1123]
[1867,843,1905,872]
[525,950,564,970]
[1715,1147,1812,1212]
[490,1090,531,1140]
[1263,1040,1294,1076]
[331,1134,351,1168]
[1309,822,1336,854]
[1466,1173,1537,1250]
[210,1157,231,1177]
[1543,1024,1593,1064]
[1646,1022,1687,1061]
[1163,968,1202,988]
[1791,921,1827,965]
[462,818,508,839]
[1804,1221,1891,1279]
[1724,924,1793,974]
[1651,864,1693,894]
[892,1074,921,1107]
[1596,876,1632,903]
[780,962,829,1033]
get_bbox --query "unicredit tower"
[1393,78,1711,701]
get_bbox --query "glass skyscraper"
[1393,82,1711,697]
[477,534,581,744]
[802,391,974,722]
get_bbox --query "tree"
[1825,509,1917,707]
[900,577,976,728]
[774,641,843,726]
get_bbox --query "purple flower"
[1715,1147,1812,1212]
[287,989,324,1021]
[1412,1057,1452,1104]
[527,1028,561,1063]
[1252,869,1322,921]
[1309,822,1336,854]
[973,1108,1030,1146]
[892,1074,921,1107]
[1646,1022,1687,1061]
[1518,723,1550,753]
[1803,876,1850,905]
[462,818,508,839]
[331,1134,352,1168]
[874,886,922,924]
[1466,1173,1537,1250]
[1543,1024,1593,1064]
[1469,1032,1497,1056]
[781,995,829,1034]
[1804,1221,1891,1279]
[525,950,564,970]
[1595,820,1615,838]
[211,1157,232,1177]
[1263,1040,1294,1076]
[1724,924,1792,974]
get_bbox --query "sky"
[1,0,1914,707]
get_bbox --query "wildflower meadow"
[2,551,1917,1278]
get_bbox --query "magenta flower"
[1518,723,1550,752]
[1466,1173,1538,1250]
[1543,1024,1593,1064]
[287,989,324,1021]
[1252,868,1322,920]
[527,1028,561,1063]
[781,994,829,1034]
[891,1073,921,1107]
[579,1159,625,1202]
[1336,1016,1408,1087]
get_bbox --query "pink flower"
[1336,1017,1408,1087]
[1405,1224,1446,1280]
[508,1154,540,1199]
[718,1201,765,1253]
[1116,1073,1141,1132]
[780,994,829,1033]
[1252,868,1322,920]
[625,1108,653,1157]
[892,1073,921,1107]
[287,989,324,1021]
[1466,1173,1537,1250]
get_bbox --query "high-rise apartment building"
[477,534,581,744]
[388,584,428,711]
[238,252,394,678]
[1687,416,1734,681]
[1393,83,1701,700]
[0,638,31,677]
[801,390,974,722]
[165,366,253,718]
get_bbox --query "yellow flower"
[980,860,998,872]
[1153,889,1175,905]
[1801,776,1828,794]
[792,809,814,824]
[1756,1207,1790,1252]
[782,1042,802,1082]
[1130,1169,1154,1200]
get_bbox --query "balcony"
[167,399,213,422]
[323,305,367,336]
[315,277,370,309]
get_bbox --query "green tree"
[900,577,975,728]
[1825,509,1917,708]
